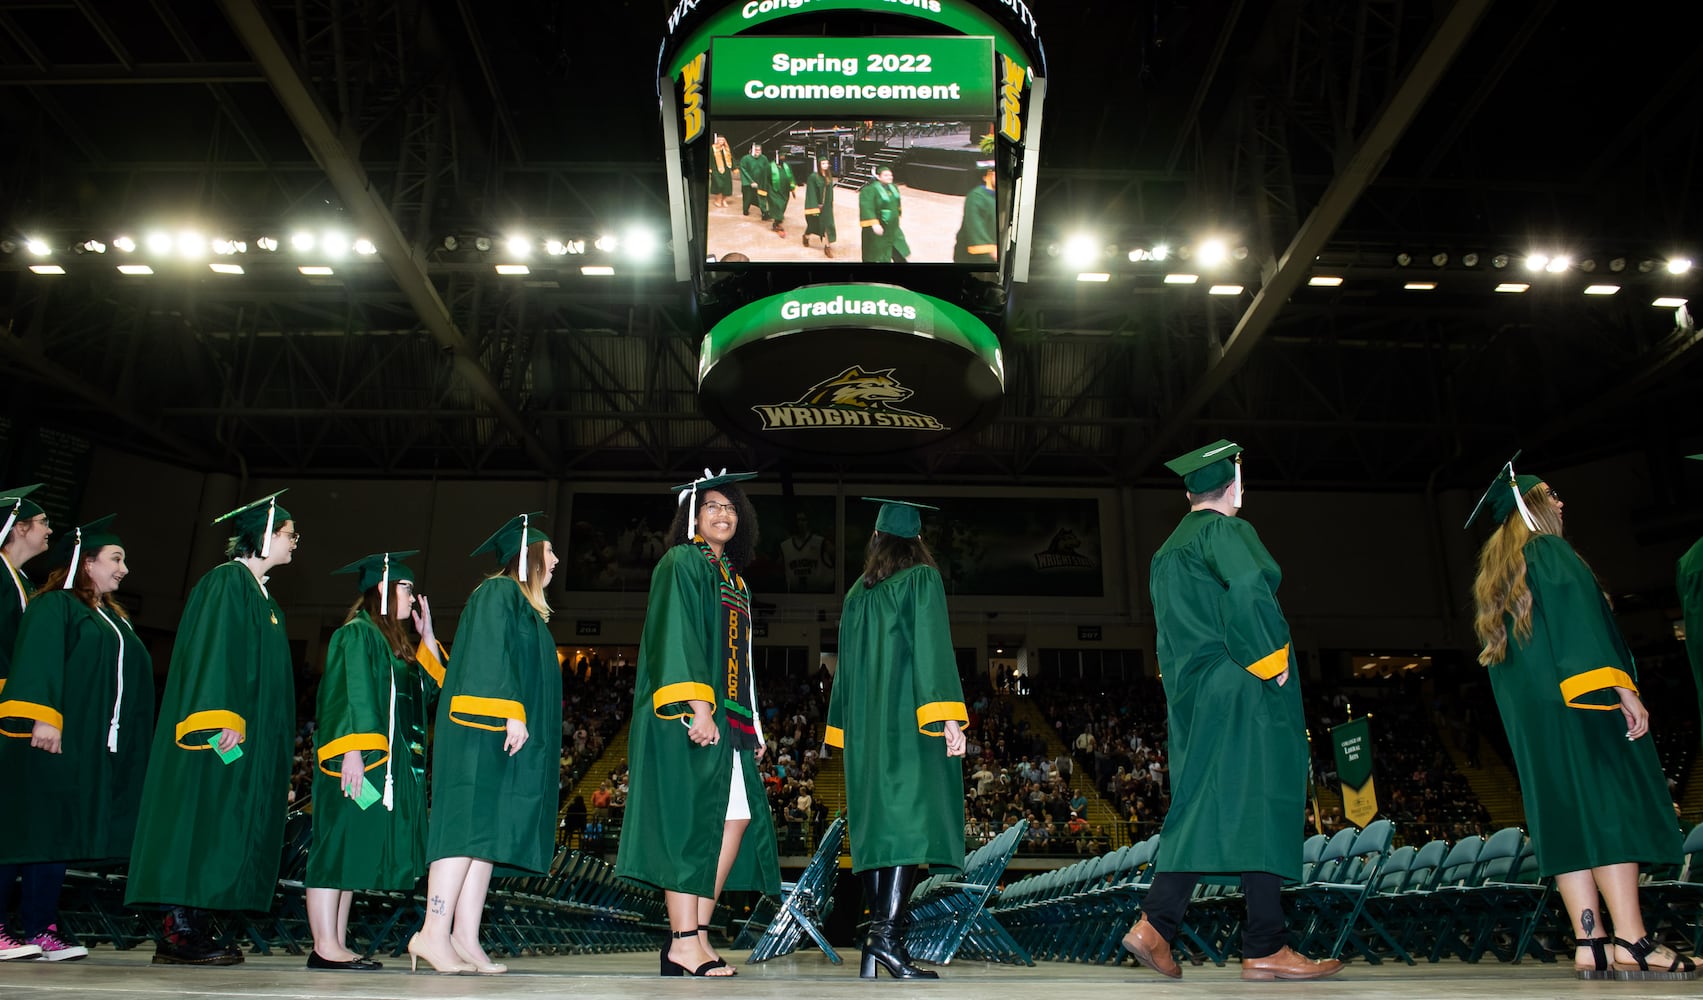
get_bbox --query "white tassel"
[62,528,82,589]
[379,553,390,616]
[1232,457,1244,508]
[518,514,529,582]
[1,501,18,544]
[1510,477,1538,531]
[260,498,276,558]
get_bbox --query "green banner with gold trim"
[1330,717,1378,829]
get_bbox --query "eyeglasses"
[700,501,739,516]
[1544,489,1561,502]
[283,531,302,543]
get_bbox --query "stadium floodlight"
[322,232,350,258]
[625,228,660,260]
[582,265,615,276]
[112,236,136,253]
[353,238,377,256]
[25,238,51,256]
[1061,233,1098,269]
[495,264,530,275]
[1196,239,1229,267]
[291,231,316,251]
[1668,258,1694,275]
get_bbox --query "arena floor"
[3,947,1698,1000]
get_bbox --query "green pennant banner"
[1331,717,1378,828]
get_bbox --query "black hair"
[665,481,759,573]
[1186,480,1234,505]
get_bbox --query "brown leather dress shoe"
[1240,945,1344,981]
[1120,916,1182,979]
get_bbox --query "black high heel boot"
[891,866,936,977]
[859,866,937,979]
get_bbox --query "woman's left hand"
[30,721,63,754]
[412,595,435,646]
[755,743,766,762]
[944,720,967,758]
[1617,686,1649,740]
[340,749,366,798]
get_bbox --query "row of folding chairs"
[743,816,848,963]
[902,819,1033,966]
[52,811,666,959]
[991,820,1703,969]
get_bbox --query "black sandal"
[1574,936,1613,980]
[697,925,729,971]
[660,930,736,977]
[1612,935,1698,980]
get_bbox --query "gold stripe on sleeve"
[1560,667,1636,710]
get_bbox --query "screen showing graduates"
[705,120,1002,266]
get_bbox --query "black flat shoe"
[307,950,383,971]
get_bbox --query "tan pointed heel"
[451,938,508,975]
[407,933,473,974]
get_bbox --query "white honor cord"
[382,669,397,811]
[95,607,125,753]
[379,553,389,616]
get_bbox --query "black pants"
[0,862,68,938]
[1140,870,1286,959]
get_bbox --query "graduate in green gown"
[411,514,561,976]
[303,550,444,971]
[616,470,780,979]
[1679,454,1703,752]
[952,162,998,264]
[826,498,967,980]
[709,135,733,207]
[803,157,838,255]
[0,516,152,962]
[765,152,796,236]
[1122,441,1341,983]
[1471,460,1695,980]
[126,491,299,966]
[0,484,53,962]
[738,143,770,219]
[858,165,909,262]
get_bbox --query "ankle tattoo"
[430,895,446,915]
[1581,909,1595,936]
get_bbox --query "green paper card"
[207,733,243,764]
[351,777,381,810]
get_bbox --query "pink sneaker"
[0,926,43,960]
[27,925,87,962]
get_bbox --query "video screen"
[703,119,1001,267]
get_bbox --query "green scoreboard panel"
[709,36,995,118]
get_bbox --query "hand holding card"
[207,733,244,764]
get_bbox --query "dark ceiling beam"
[1129,0,1492,475]
[0,64,265,85]
[1165,0,1245,174]
[216,0,560,476]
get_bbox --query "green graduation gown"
[0,592,155,863]
[1150,511,1305,881]
[767,161,795,223]
[426,577,561,874]
[1680,538,1703,749]
[126,561,296,910]
[805,172,837,242]
[616,543,781,897]
[858,180,909,262]
[739,153,770,217]
[710,143,733,196]
[0,556,30,694]
[953,183,997,263]
[1488,533,1679,876]
[826,564,967,874]
[305,614,444,890]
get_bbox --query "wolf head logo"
[1043,528,1081,555]
[794,367,914,409]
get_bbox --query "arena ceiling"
[1,0,1699,494]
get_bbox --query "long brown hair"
[35,553,130,621]
[487,540,552,620]
[343,587,417,662]
[1472,482,1565,665]
[861,530,938,588]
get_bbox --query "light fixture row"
[2,226,664,264]
[25,262,623,278]
[1391,249,1692,275]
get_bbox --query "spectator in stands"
[591,780,612,817]
[1471,466,1695,980]
[563,795,587,846]
[617,472,780,978]
[0,515,151,963]
[127,492,299,967]
[826,499,967,980]
[303,551,443,971]
[1121,442,1341,982]
[415,514,563,976]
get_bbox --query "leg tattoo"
[430,895,446,915]
[1581,908,1595,936]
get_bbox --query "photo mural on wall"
[844,496,1103,597]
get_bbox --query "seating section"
[742,816,849,963]
[902,820,1033,966]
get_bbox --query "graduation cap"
[56,513,120,590]
[471,513,549,583]
[862,497,938,540]
[976,160,996,171]
[672,469,758,541]
[1,483,45,542]
[1463,452,1541,531]
[332,550,419,616]
[212,489,292,558]
[1163,440,1244,498]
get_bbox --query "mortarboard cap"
[863,497,938,540]
[1163,440,1243,494]
[55,513,120,590]
[1,483,46,541]
[1689,454,1703,461]
[332,549,418,615]
[671,469,758,540]
[1463,453,1540,531]
[212,489,292,558]
[471,513,549,582]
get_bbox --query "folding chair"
[744,815,846,963]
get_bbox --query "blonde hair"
[1472,482,1564,665]
[487,539,552,620]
